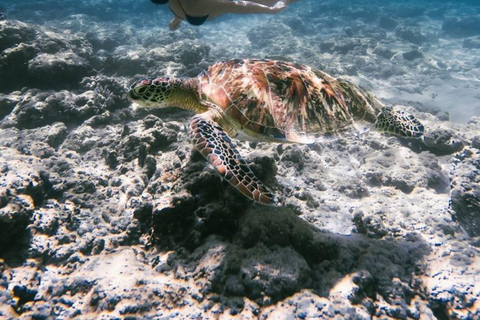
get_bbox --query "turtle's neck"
[170,77,207,114]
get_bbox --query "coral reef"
[0,0,479,319]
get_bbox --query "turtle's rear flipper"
[190,113,276,205]
[375,106,425,138]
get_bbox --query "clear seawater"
[1,0,479,121]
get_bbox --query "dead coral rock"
[0,20,94,92]
[222,244,312,301]
[237,206,338,264]
[150,165,250,249]
[279,145,305,170]
[450,148,480,238]
[423,128,465,156]
[248,152,278,186]
[115,116,178,162]
[442,16,480,38]
[28,51,94,89]
[472,135,480,150]
[0,20,36,52]
[7,90,110,129]
[156,205,338,304]
[395,25,428,45]
[151,193,198,248]
[0,94,20,120]
[379,15,399,30]
[0,153,45,255]
[362,146,443,194]
[247,22,293,51]
[7,122,67,157]
[352,211,388,239]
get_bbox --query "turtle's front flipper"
[375,106,425,138]
[190,113,275,205]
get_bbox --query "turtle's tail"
[375,106,425,138]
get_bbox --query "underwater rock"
[442,17,480,38]
[362,146,439,194]
[402,49,423,61]
[247,22,293,51]
[28,51,94,89]
[177,42,210,68]
[238,206,338,263]
[0,20,36,52]
[337,180,370,199]
[81,74,131,112]
[61,125,105,154]
[225,245,312,301]
[0,41,37,92]
[6,122,67,159]
[151,204,338,304]
[450,148,480,238]
[0,152,45,255]
[343,24,386,42]
[423,129,465,156]
[283,17,309,35]
[472,135,480,150]
[6,90,110,129]
[373,46,397,59]
[0,20,94,92]
[320,37,369,55]
[463,36,480,49]
[0,188,33,255]
[247,21,313,59]
[0,1,479,318]
[114,116,178,163]
[395,25,428,45]
[0,21,38,92]
[248,152,278,187]
[85,23,132,52]
[411,102,450,121]
[58,13,100,33]
[102,38,209,77]
[279,145,305,171]
[107,45,151,76]
[379,16,399,30]
[0,94,20,120]
[352,211,387,239]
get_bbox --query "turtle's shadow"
[148,156,431,308]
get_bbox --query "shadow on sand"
[146,156,431,309]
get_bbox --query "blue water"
[1,0,479,121]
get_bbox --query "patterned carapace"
[197,59,397,143]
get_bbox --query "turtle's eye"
[138,86,148,95]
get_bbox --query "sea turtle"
[128,59,424,205]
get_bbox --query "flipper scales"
[190,113,275,205]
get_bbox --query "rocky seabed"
[0,0,479,319]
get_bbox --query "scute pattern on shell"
[197,59,382,142]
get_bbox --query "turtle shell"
[197,59,382,143]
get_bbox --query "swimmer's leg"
[169,16,182,31]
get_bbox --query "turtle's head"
[128,76,183,108]
[129,76,203,112]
